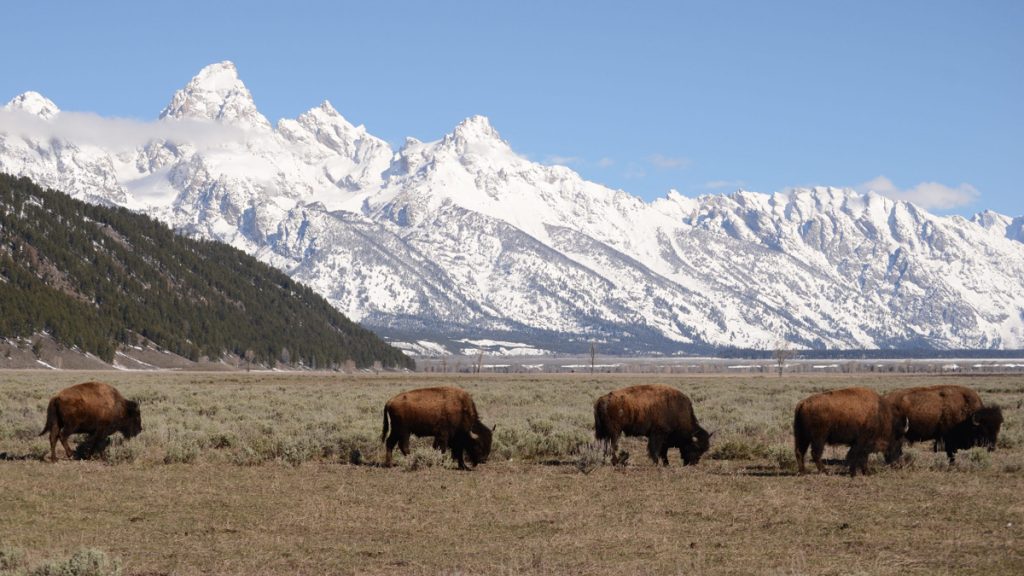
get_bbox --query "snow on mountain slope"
[1,93,130,205]
[2,61,1023,353]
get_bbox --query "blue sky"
[3,1,1021,216]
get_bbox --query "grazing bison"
[39,381,142,462]
[885,385,982,445]
[793,387,906,477]
[594,384,711,466]
[381,386,494,470]
[940,406,1003,463]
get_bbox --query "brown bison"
[594,384,711,466]
[884,385,1000,462]
[381,386,494,470]
[793,387,906,477]
[885,385,982,444]
[940,406,1003,463]
[39,381,142,462]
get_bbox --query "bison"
[594,384,711,466]
[939,406,1003,463]
[381,386,494,470]
[884,385,1000,462]
[39,381,142,462]
[885,384,982,445]
[793,387,906,477]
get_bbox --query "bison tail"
[381,406,390,443]
[39,398,59,437]
[792,405,807,452]
[593,397,609,441]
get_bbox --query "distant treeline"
[0,174,412,369]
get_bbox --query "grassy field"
[1,371,1022,575]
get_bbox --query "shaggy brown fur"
[941,405,1003,463]
[39,381,142,462]
[885,385,983,448]
[793,387,906,477]
[593,384,711,466]
[381,386,493,470]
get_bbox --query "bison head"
[971,406,1003,451]
[121,400,142,439]
[678,427,712,466]
[466,422,494,466]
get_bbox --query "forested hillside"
[0,174,412,369]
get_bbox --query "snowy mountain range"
[3,61,1023,354]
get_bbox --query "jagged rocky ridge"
[2,61,1023,354]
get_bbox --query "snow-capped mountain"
[2,61,1023,354]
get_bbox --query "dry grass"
[1,371,1023,575]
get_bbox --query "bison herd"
[37,381,1003,477]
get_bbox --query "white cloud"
[624,162,646,179]
[0,108,249,151]
[705,179,746,190]
[596,157,615,168]
[546,154,580,166]
[856,176,979,210]
[649,154,691,170]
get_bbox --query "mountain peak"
[159,61,270,129]
[4,91,60,119]
[295,99,370,140]
[437,115,514,159]
[452,115,501,142]
[318,100,338,115]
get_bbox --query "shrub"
[28,549,122,576]
[206,432,236,450]
[996,430,1018,450]
[955,448,991,472]
[0,545,26,571]
[768,445,797,473]
[402,447,448,471]
[573,442,604,475]
[229,434,279,466]
[163,435,200,464]
[710,439,770,461]
[280,437,317,467]
[103,438,139,466]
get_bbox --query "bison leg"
[846,443,870,477]
[433,432,450,454]
[660,443,671,466]
[58,428,75,460]
[606,435,621,465]
[384,432,402,467]
[47,425,62,462]
[810,440,826,474]
[646,434,666,465]
[795,434,810,474]
[450,434,469,470]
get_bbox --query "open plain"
[1,371,1022,575]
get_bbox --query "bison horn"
[972,412,981,426]
[491,425,497,433]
